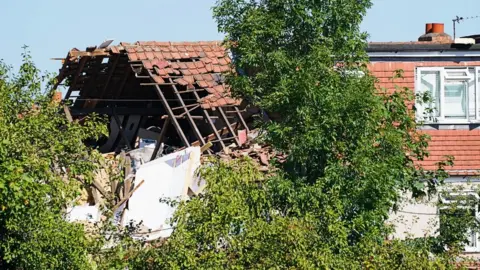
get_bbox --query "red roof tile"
[62,41,238,113]
[417,130,480,174]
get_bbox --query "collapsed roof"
[55,41,252,154]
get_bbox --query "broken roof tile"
[220,65,230,72]
[205,64,213,72]
[206,80,218,87]
[202,46,213,52]
[217,98,228,106]
[111,46,121,54]
[189,51,199,58]
[194,74,204,81]
[194,61,205,68]
[175,78,189,86]
[160,46,171,52]
[214,85,225,93]
[128,53,138,61]
[200,57,212,64]
[205,51,216,58]
[137,52,147,60]
[213,65,222,73]
[184,76,195,84]
[206,88,216,94]
[225,96,235,104]
[202,74,213,81]
[218,58,228,65]
[62,40,241,110]
[190,69,200,75]
[145,51,154,59]
[197,81,209,88]
[153,75,165,84]
[143,60,153,70]
[151,60,169,69]
[155,67,168,76]
[181,69,192,75]
[176,45,186,52]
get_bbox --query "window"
[439,191,480,252]
[416,67,479,123]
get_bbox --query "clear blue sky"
[1,0,480,74]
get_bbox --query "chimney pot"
[432,23,444,34]
[425,23,433,34]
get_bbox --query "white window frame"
[416,67,480,124]
[439,191,480,252]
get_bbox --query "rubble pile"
[216,142,287,172]
[67,127,284,242]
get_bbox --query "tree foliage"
[0,1,474,268]
[129,0,463,269]
[0,49,107,269]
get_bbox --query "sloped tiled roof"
[417,130,480,174]
[115,41,240,109]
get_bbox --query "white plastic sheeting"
[123,146,202,240]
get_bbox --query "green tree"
[129,0,461,269]
[0,49,107,269]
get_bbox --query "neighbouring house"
[54,41,252,156]
[367,23,480,253]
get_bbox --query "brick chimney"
[418,23,452,43]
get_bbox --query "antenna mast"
[452,15,480,39]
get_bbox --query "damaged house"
[55,41,252,156]
[54,41,264,240]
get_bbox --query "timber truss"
[54,41,251,155]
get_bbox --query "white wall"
[388,178,480,240]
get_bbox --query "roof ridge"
[121,41,224,47]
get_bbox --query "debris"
[200,141,213,153]
[112,179,145,212]
[238,129,247,145]
[67,205,100,223]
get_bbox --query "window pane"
[469,80,476,119]
[420,71,441,117]
[468,231,477,248]
[446,71,469,77]
[444,82,467,119]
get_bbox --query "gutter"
[368,50,480,58]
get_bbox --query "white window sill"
[419,119,480,125]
